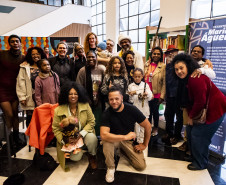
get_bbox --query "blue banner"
[190,19,226,157]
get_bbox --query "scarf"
[118,46,134,57]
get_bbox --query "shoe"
[187,164,204,171]
[87,154,97,169]
[161,134,171,145]
[106,168,115,183]
[151,127,158,136]
[170,137,179,145]
[186,150,191,156]
[177,141,187,152]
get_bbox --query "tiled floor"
[0,124,225,185]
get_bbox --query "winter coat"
[52,103,95,171]
[16,64,35,110]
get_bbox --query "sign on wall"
[189,18,226,157]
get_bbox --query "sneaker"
[177,141,187,152]
[151,127,158,136]
[106,168,115,183]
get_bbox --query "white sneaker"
[105,168,115,183]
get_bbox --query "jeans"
[186,114,225,169]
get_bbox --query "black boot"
[26,114,32,128]
[13,130,26,148]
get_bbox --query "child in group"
[101,56,129,105]
[128,68,153,143]
[96,41,112,60]
[35,59,60,106]
[59,116,84,158]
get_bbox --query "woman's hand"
[20,100,26,106]
[187,116,193,126]
[158,98,164,105]
[69,134,82,145]
[109,81,113,88]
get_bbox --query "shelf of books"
[145,25,189,61]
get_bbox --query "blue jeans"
[186,114,225,169]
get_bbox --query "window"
[190,0,226,19]
[91,0,106,42]
[119,0,160,56]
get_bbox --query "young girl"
[101,56,129,104]
[128,68,153,143]
[35,59,60,106]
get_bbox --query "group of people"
[0,32,225,183]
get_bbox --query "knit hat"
[118,34,131,47]
[97,41,107,50]
[165,45,178,54]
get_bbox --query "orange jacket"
[25,103,58,155]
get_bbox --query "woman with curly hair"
[16,47,46,127]
[122,50,135,84]
[52,81,98,171]
[83,32,98,54]
[101,56,129,104]
[172,53,226,170]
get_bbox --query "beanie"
[118,34,131,47]
[97,41,107,50]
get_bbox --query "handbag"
[192,80,212,124]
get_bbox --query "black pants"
[164,97,183,138]
[148,98,159,128]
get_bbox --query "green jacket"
[52,103,95,171]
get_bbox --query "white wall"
[106,0,119,52]
[3,4,91,37]
[160,0,191,28]
[0,0,58,35]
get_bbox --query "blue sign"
[190,19,226,157]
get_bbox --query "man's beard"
[122,46,130,52]
[112,102,123,112]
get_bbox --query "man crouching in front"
[100,86,152,183]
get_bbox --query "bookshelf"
[145,25,189,61]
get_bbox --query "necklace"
[69,104,78,117]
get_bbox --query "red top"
[145,63,160,99]
[187,75,226,124]
[0,50,24,102]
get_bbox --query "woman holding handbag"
[172,53,226,171]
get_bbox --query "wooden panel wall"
[50,23,91,45]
